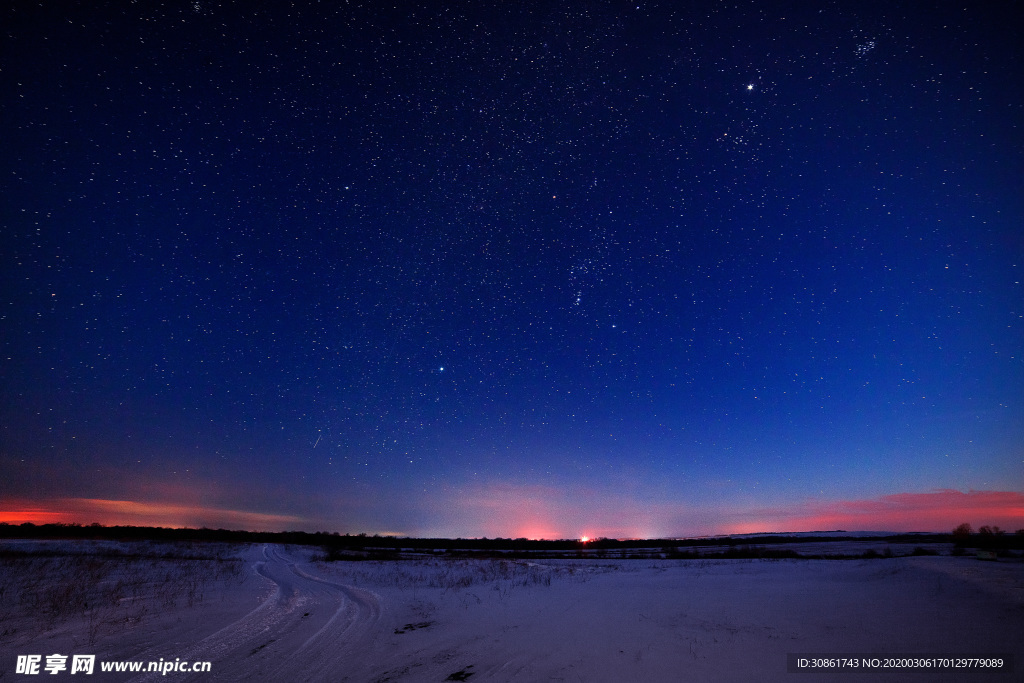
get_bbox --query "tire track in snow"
[126,545,382,683]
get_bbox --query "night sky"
[2,1,1022,538]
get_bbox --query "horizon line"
[0,520,979,542]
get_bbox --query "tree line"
[4,521,1020,552]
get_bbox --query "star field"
[2,1,1021,537]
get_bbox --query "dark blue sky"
[2,1,1022,537]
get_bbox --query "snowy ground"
[1,541,1021,682]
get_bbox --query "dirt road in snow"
[8,543,1020,682]
[127,545,383,683]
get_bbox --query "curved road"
[128,545,383,683]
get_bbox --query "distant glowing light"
[580,536,590,543]
[746,84,755,91]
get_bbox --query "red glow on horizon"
[512,525,564,541]
[4,488,1021,538]
[436,480,667,540]
[432,484,1024,539]
[0,507,76,526]
[721,489,1024,535]
[0,498,306,531]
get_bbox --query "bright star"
[746,84,755,91]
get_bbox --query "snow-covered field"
[2,541,1021,681]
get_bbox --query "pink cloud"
[0,497,307,531]
[721,489,1024,535]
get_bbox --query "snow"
[2,540,1021,681]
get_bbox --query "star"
[2,0,1017,545]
